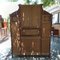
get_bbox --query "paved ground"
[0,34,11,60]
[0,35,60,60]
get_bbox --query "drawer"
[42,15,51,23]
[21,29,40,36]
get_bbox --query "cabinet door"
[42,38,50,55]
[42,23,51,55]
[31,6,41,28]
[42,23,51,38]
[31,38,41,55]
[21,37,32,55]
[20,6,32,28]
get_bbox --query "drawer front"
[42,15,51,23]
[21,29,40,36]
